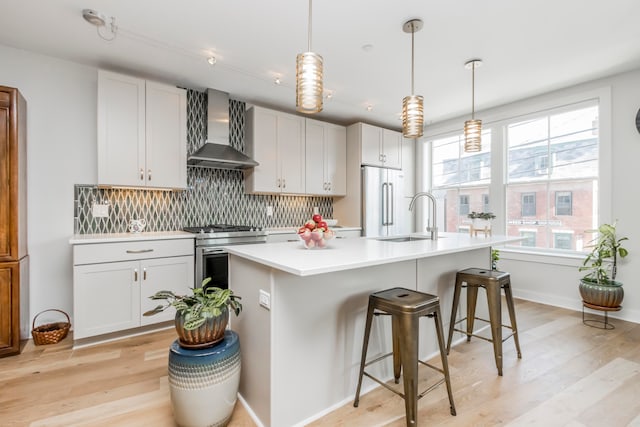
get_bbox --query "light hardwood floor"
[1,299,639,426]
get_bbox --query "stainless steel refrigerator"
[361,166,412,237]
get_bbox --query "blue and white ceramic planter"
[168,330,241,427]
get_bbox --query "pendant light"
[296,0,323,113]
[402,19,424,138]
[464,59,483,152]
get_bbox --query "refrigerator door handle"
[388,182,394,225]
[381,182,388,225]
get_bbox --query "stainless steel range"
[184,224,267,288]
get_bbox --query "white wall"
[0,44,97,336]
[422,68,640,324]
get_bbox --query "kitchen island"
[226,233,520,427]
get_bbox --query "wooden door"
[0,92,11,260]
[0,263,18,357]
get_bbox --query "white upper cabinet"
[98,70,187,189]
[244,106,305,195]
[359,122,402,169]
[305,119,346,196]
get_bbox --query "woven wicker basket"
[31,309,71,345]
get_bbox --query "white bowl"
[299,233,330,249]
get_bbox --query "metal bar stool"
[354,287,456,426]
[446,268,522,376]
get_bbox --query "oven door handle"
[201,248,227,255]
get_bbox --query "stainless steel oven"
[184,225,267,289]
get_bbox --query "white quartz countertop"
[69,231,195,245]
[226,232,521,276]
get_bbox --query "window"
[425,97,600,254]
[505,102,598,251]
[554,232,573,249]
[482,194,490,213]
[459,195,470,215]
[521,193,536,216]
[555,191,572,216]
[520,231,536,247]
[430,130,492,232]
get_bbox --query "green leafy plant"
[579,222,629,285]
[491,249,500,271]
[467,211,496,220]
[143,278,242,330]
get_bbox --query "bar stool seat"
[446,268,522,376]
[354,287,456,426]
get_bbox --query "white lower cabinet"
[73,238,194,340]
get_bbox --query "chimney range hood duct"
[187,89,259,170]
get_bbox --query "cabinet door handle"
[148,169,152,181]
[143,268,147,280]
[139,168,144,180]
[134,269,138,282]
[126,249,154,254]
[276,178,281,188]
[282,179,286,188]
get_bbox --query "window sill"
[498,247,585,268]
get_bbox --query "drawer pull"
[134,269,138,281]
[143,268,147,280]
[126,249,154,254]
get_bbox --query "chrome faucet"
[409,192,438,240]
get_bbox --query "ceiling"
[2,0,640,131]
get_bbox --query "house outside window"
[505,102,598,251]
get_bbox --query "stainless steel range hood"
[187,89,258,170]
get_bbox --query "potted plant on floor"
[144,278,242,348]
[146,278,243,427]
[578,222,629,308]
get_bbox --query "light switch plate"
[266,206,273,216]
[259,289,271,310]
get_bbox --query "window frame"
[420,86,612,260]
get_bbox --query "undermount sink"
[375,235,433,242]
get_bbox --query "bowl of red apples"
[297,214,336,249]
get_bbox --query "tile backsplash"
[74,90,332,234]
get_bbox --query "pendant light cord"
[308,0,312,52]
[471,62,475,119]
[410,23,415,95]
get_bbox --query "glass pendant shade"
[464,119,482,152]
[402,95,424,138]
[296,51,323,113]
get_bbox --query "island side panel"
[228,255,272,427]
[270,260,418,427]
[416,248,491,357]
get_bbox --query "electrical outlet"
[266,206,273,216]
[259,289,271,310]
[92,203,109,218]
